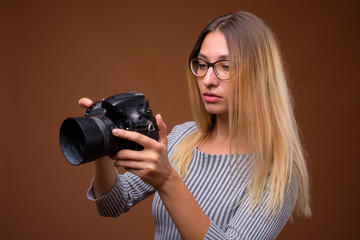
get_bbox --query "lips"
[203,92,222,103]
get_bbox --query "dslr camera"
[59,92,158,165]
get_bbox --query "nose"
[201,66,219,87]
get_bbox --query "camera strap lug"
[147,121,156,134]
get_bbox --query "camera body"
[59,92,158,166]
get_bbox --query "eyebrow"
[198,53,229,60]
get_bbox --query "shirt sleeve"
[87,171,155,217]
[86,122,196,218]
[204,181,297,240]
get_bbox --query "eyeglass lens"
[190,58,229,80]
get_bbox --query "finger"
[78,98,93,109]
[112,129,156,149]
[155,114,167,144]
[113,149,147,162]
[114,159,143,169]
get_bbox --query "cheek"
[196,79,203,91]
[222,83,230,97]
[222,85,230,107]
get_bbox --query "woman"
[80,11,311,239]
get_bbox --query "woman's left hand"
[111,114,172,190]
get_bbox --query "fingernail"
[112,129,120,134]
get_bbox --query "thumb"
[78,97,93,108]
[155,114,167,144]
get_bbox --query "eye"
[198,63,208,70]
[217,61,229,72]
[222,65,229,71]
[196,59,207,69]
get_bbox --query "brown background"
[0,0,359,239]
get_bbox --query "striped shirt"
[87,121,296,239]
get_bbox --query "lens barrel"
[59,117,110,165]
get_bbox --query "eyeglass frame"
[189,57,230,80]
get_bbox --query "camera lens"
[59,117,107,165]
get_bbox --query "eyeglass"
[189,58,230,80]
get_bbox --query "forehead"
[199,31,229,60]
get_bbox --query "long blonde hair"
[171,11,311,217]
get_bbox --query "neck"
[210,114,229,144]
[204,114,250,154]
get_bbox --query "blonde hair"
[171,12,311,217]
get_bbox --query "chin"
[204,105,228,115]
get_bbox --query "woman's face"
[196,30,229,116]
